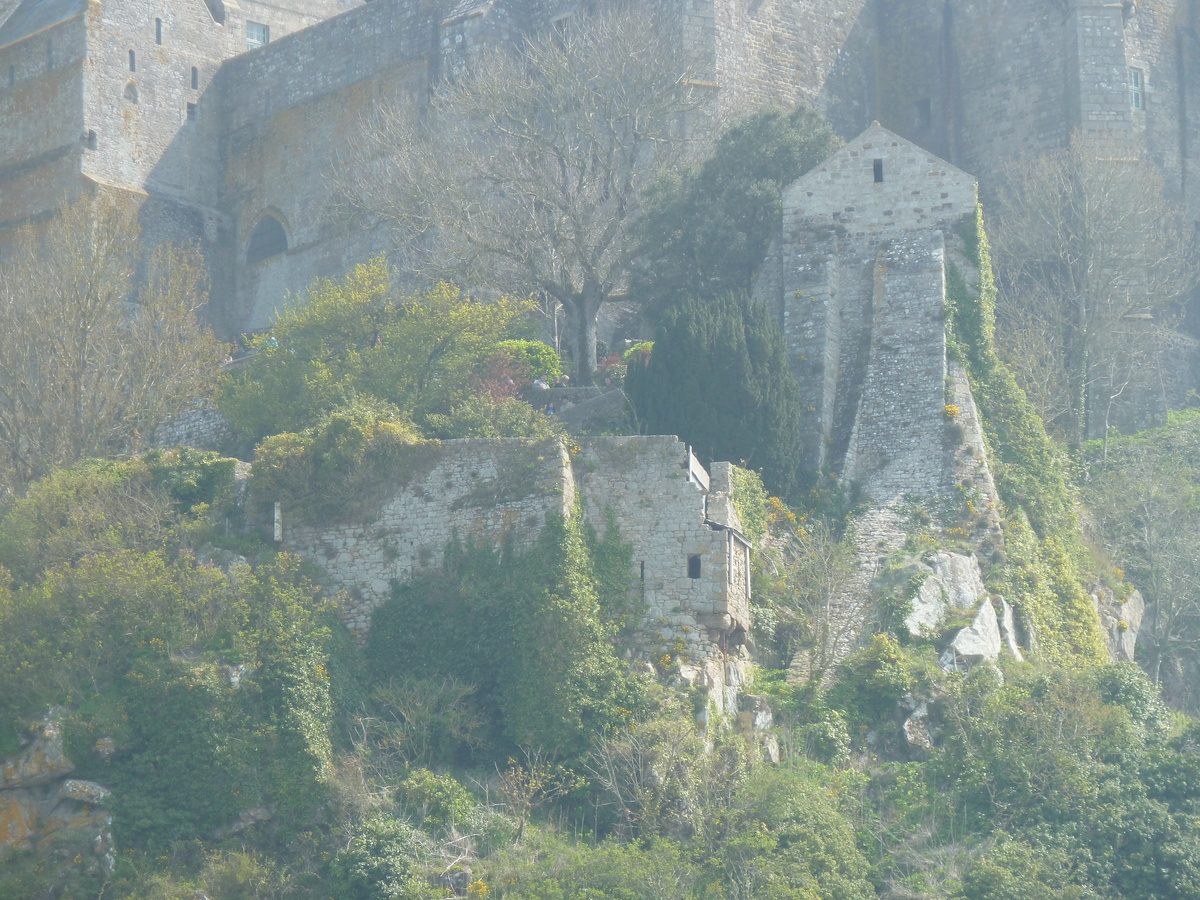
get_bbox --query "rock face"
[901,551,988,638]
[940,600,1002,670]
[0,714,114,876]
[1,716,73,789]
[1096,588,1144,663]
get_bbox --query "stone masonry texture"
[5,0,1199,334]
[279,435,752,713]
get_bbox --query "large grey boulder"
[902,551,988,638]
[998,597,1024,662]
[940,600,1002,670]
[1,712,74,789]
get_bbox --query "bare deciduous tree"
[0,193,226,489]
[344,8,702,383]
[993,131,1196,444]
[1088,437,1200,692]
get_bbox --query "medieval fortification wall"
[280,435,752,712]
[7,0,1195,331]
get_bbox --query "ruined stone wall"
[282,438,573,633]
[278,434,750,710]
[0,14,85,234]
[575,437,750,709]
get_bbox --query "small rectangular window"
[246,21,269,49]
[687,555,701,579]
[191,66,199,89]
[129,49,136,72]
[186,102,197,120]
[1129,67,1144,110]
[873,158,884,183]
[155,18,162,44]
[86,129,97,150]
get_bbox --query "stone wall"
[277,434,751,711]
[840,232,949,504]
[0,11,86,236]
[152,404,233,452]
[757,123,977,476]
[576,438,750,711]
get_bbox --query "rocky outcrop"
[901,551,988,638]
[940,600,1002,671]
[1,714,73,790]
[1095,588,1144,663]
[0,713,114,877]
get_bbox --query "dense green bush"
[367,512,645,760]
[218,260,536,443]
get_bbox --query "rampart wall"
[278,434,751,710]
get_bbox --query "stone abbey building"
[2,0,1199,336]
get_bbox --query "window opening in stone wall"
[186,102,197,121]
[129,50,136,72]
[86,130,97,150]
[247,215,287,263]
[640,561,645,582]
[192,66,199,89]
[203,0,226,25]
[873,158,884,182]
[688,555,701,579]
[247,21,269,49]
[915,98,932,129]
[124,82,138,103]
[1129,67,1144,110]
[156,18,162,44]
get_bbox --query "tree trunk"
[567,285,602,386]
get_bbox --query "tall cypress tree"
[626,292,804,498]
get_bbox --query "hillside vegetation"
[2,103,1200,900]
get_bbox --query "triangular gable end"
[783,122,977,235]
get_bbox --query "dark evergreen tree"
[632,103,841,321]
[625,292,805,498]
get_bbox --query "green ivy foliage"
[367,512,646,760]
[946,207,1105,661]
